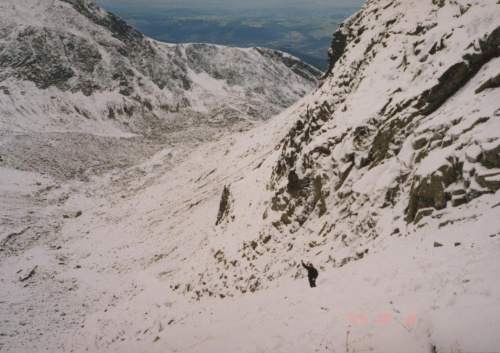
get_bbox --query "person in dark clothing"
[302,260,318,288]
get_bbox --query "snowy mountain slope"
[0,0,320,134]
[157,0,500,304]
[0,0,320,179]
[1,0,500,352]
[1,101,499,353]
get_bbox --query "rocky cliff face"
[270,0,500,229]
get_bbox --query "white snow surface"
[1,0,500,352]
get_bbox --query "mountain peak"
[0,0,321,135]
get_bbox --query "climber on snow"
[301,260,318,288]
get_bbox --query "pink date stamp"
[347,312,415,326]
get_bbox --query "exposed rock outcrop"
[269,0,500,231]
[215,185,233,226]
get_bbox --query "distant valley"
[92,5,360,70]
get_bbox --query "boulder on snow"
[407,158,462,222]
[475,72,500,94]
[19,266,38,282]
[478,141,500,169]
[215,185,232,226]
[476,171,500,191]
[413,208,434,224]
[451,194,467,207]
[412,135,428,150]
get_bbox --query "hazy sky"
[94,0,366,10]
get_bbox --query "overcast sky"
[94,0,366,10]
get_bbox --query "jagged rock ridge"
[0,0,321,134]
